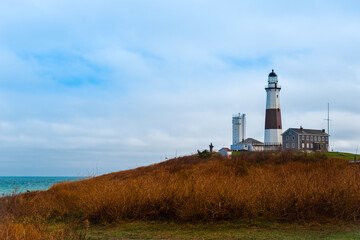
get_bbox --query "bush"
[197,150,212,159]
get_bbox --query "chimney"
[300,126,303,131]
[322,129,325,133]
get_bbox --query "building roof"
[220,147,232,152]
[242,138,264,145]
[282,128,329,136]
[268,69,277,77]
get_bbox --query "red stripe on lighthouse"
[265,109,282,129]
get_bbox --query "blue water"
[0,177,81,196]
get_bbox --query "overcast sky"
[0,0,359,176]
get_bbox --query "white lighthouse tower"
[264,69,282,145]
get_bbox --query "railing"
[265,84,281,89]
[264,142,282,146]
[232,113,244,118]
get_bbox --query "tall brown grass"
[1,151,360,225]
[0,217,86,240]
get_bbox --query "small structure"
[231,138,264,152]
[282,127,329,152]
[209,143,214,153]
[219,147,232,157]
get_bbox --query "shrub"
[197,150,212,159]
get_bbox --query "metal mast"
[325,103,331,150]
[327,103,330,135]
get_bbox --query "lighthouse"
[264,69,282,145]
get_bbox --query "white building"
[219,147,232,157]
[230,113,246,150]
[231,138,264,152]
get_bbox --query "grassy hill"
[1,151,360,239]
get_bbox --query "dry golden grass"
[0,218,86,240]
[1,151,360,227]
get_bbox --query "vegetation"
[85,220,360,240]
[197,149,212,159]
[320,151,358,161]
[1,151,360,239]
[0,218,86,240]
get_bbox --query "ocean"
[0,177,81,196]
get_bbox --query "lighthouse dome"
[268,69,277,77]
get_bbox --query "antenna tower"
[324,103,331,149]
[327,103,330,135]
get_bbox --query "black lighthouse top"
[268,69,277,77]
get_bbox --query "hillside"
[1,151,360,239]
[2,151,360,222]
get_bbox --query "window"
[302,143,305,149]
[311,143,313,148]
[292,143,295,148]
[286,136,289,140]
[322,137,324,141]
[292,136,295,140]
[302,136,305,140]
[286,143,289,148]
[314,136,317,141]
[310,136,313,141]
[306,143,309,148]
[306,136,309,140]
[326,137,328,141]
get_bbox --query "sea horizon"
[0,176,83,196]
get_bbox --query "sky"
[0,0,359,176]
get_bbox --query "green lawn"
[85,221,360,240]
[231,151,256,157]
[322,152,358,161]
[232,151,359,161]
